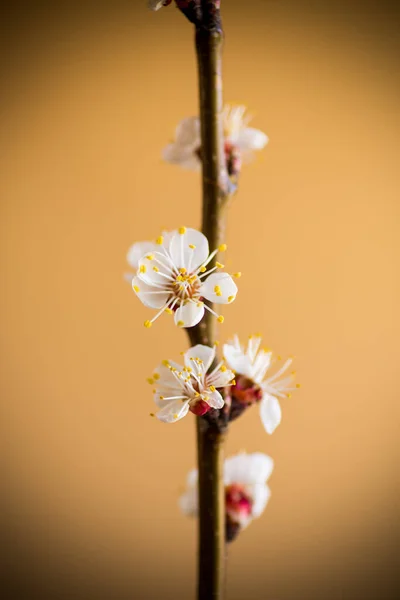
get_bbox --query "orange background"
[1,1,399,598]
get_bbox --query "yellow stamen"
[146,254,154,260]
[159,396,164,400]
[296,383,301,388]
[217,315,224,323]
[178,226,186,235]
[287,393,292,398]
[150,412,155,417]
[156,236,163,245]
[233,272,241,278]
[162,360,170,367]
[227,295,235,302]
[220,365,227,372]
[218,243,227,252]
[180,268,187,274]
[199,266,206,273]
[165,308,173,315]
[147,378,154,385]
[153,373,160,381]
[153,266,159,272]
[231,379,236,385]
[189,244,196,249]
[139,264,146,273]
[214,285,222,295]
[133,285,140,293]
[216,262,224,268]
[144,320,152,328]
[209,385,216,392]
[214,340,220,346]
[177,320,185,327]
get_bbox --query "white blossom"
[132,227,238,328]
[150,344,235,423]
[223,335,300,434]
[163,104,268,171]
[180,452,274,530]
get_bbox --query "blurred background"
[1,1,399,598]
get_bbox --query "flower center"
[171,270,202,303]
[225,484,252,518]
[231,375,263,405]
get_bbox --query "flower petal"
[186,468,198,488]
[175,116,201,147]
[137,254,174,287]
[252,350,273,383]
[174,301,205,328]
[148,0,171,11]
[223,342,253,377]
[132,276,170,309]
[162,143,200,170]
[153,390,186,408]
[156,399,190,423]
[184,344,215,372]
[235,127,269,151]
[126,241,156,269]
[154,362,185,391]
[200,272,238,304]
[224,452,274,485]
[179,487,198,517]
[248,483,271,518]
[259,393,282,434]
[169,229,209,272]
[205,389,224,409]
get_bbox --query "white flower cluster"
[124,75,298,540]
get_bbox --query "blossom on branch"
[180,452,274,541]
[163,105,268,172]
[150,344,235,422]
[131,227,238,328]
[223,335,300,434]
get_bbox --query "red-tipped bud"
[189,399,211,417]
